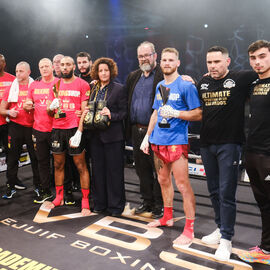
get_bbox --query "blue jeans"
[200,144,241,240]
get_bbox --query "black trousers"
[33,129,51,191]
[245,151,270,251]
[7,121,40,188]
[90,134,125,214]
[0,124,8,178]
[131,125,162,208]
[0,124,8,154]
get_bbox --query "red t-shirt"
[49,77,89,129]
[28,78,59,132]
[3,84,34,127]
[0,72,15,125]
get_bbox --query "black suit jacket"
[90,81,127,144]
[125,65,164,140]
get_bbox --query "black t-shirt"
[79,73,92,84]
[247,77,270,155]
[197,70,257,146]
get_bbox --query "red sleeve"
[2,85,11,102]
[80,79,90,103]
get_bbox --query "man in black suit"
[125,41,163,218]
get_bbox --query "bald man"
[0,62,40,199]
[45,56,91,216]
[53,54,64,78]
[24,58,58,203]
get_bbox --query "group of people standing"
[0,39,269,266]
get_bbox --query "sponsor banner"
[0,248,58,270]
[0,152,30,172]
[188,163,206,177]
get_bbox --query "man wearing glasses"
[125,41,163,219]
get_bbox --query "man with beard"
[24,58,58,203]
[197,46,257,261]
[238,40,270,266]
[125,41,163,219]
[0,62,40,198]
[0,54,15,161]
[140,47,202,246]
[76,52,92,84]
[53,53,80,203]
[45,56,91,216]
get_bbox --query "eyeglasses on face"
[137,52,155,60]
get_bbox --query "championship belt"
[52,80,66,119]
[93,100,110,130]
[84,82,110,130]
[83,101,96,130]
[158,85,170,128]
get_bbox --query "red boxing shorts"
[151,144,189,164]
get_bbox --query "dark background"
[0,0,269,82]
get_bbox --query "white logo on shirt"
[223,79,235,89]
[201,83,209,90]
[265,175,270,181]
[169,93,180,101]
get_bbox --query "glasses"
[137,52,155,60]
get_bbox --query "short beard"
[80,66,90,76]
[140,63,152,72]
[257,66,270,75]
[161,66,177,75]
[61,70,73,79]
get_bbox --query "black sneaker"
[152,207,164,219]
[65,190,75,205]
[135,202,152,214]
[34,192,53,204]
[14,179,27,190]
[72,183,80,192]
[2,185,16,199]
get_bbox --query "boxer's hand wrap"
[159,105,180,119]
[49,98,60,111]
[69,130,82,148]
[140,134,149,152]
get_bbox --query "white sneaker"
[214,239,232,261]
[201,228,221,245]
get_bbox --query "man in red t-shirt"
[0,61,40,199]
[25,58,58,203]
[45,56,91,216]
[53,53,80,203]
[0,54,15,156]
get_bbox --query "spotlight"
[204,24,208,28]
[85,34,89,39]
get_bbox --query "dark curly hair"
[90,57,118,81]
